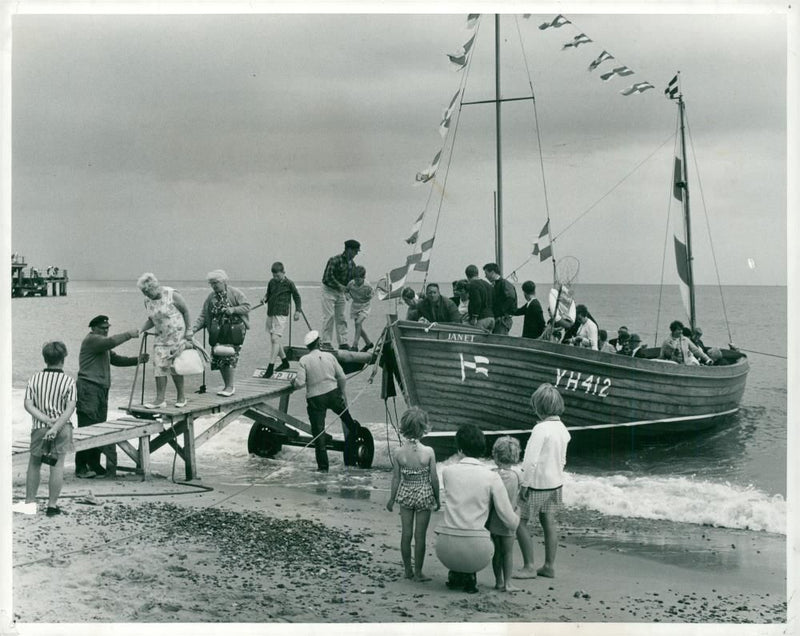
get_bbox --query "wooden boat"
[377,15,749,455]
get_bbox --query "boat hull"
[383,320,749,452]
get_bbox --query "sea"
[10,281,787,543]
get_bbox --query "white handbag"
[172,348,206,375]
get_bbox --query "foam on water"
[564,472,786,535]
[10,389,785,535]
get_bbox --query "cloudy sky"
[7,3,791,286]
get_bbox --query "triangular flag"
[562,34,592,49]
[620,82,654,96]
[539,15,571,30]
[539,244,553,261]
[600,66,634,82]
[538,220,550,238]
[588,51,614,72]
[415,150,442,183]
[466,14,480,29]
[405,211,424,244]
[439,90,460,138]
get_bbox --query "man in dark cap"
[75,315,148,478]
[320,239,360,350]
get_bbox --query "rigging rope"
[656,123,682,346]
[554,133,675,242]
[420,20,481,292]
[513,15,557,281]
[685,110,734,344]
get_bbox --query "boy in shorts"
[261,262,302,378]
[13,341,77,517]
[345,265,374,352]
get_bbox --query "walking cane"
[196,329,207,394]
[127,332,148,411]
[299,308,313,331]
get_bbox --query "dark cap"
[344,239,361,251]
[630,333,642,343]
[89,314,110,328]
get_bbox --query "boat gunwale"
[390,321,750,381]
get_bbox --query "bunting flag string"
[539,14,570,30]
[405,211,424,244]
[376,237,437,300]
[536,13,662,99]
[665,74,679,99]
[600,66,634,81]
[562,33,592,49]
[588,50,614,72]
[448,31,477,70]
[620,82,654,96]
[415,150,441,184]
[439,90,460,138]
[466,14,480,29]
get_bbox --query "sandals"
[217,388,236,397]
[143,401,166,410]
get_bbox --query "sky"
[6,4,792,289]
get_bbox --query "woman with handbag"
[137,273,192,408]
[188,269,251,397]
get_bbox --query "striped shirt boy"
[25,369,77,430]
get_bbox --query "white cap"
[303,330,320,346]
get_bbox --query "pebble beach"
[10,467,787,631]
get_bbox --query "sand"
[8,467,787,633]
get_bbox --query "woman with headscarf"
[137,273,192,408]
[188,270,251,397]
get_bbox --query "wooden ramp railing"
[12,376,298,481]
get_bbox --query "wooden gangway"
[12,375,298,480]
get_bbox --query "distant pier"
[11,254,69,297]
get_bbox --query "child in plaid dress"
[386,407,440,581]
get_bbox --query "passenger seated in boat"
[629,333,647,358]
[597,329,616,353]
[449,280,461,307]
[661,320,713,365]
[413,283,461,325]
[568,304,598,350]
[608,326,629,352]
[691,326,708,352]
[452,280,471,324]
[401,286,421,321]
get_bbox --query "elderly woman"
[137,273,192,409]
[435,423,519,594]
[188,270,251,397]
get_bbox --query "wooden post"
[278,392,291,413]
[183,414,197,480]
[138,435,151,481]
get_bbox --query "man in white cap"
[292,330,359,471]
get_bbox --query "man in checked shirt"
[320,239,360,350]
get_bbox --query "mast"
[678,94,696,332]
[494,14,503,269]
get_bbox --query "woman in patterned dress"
[137,273,192,408]
[188,269,251,397]
[386,407,440,582]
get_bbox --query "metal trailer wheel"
[247,419,284,458]
[354,426,374,469]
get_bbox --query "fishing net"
[555,256,580,286]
